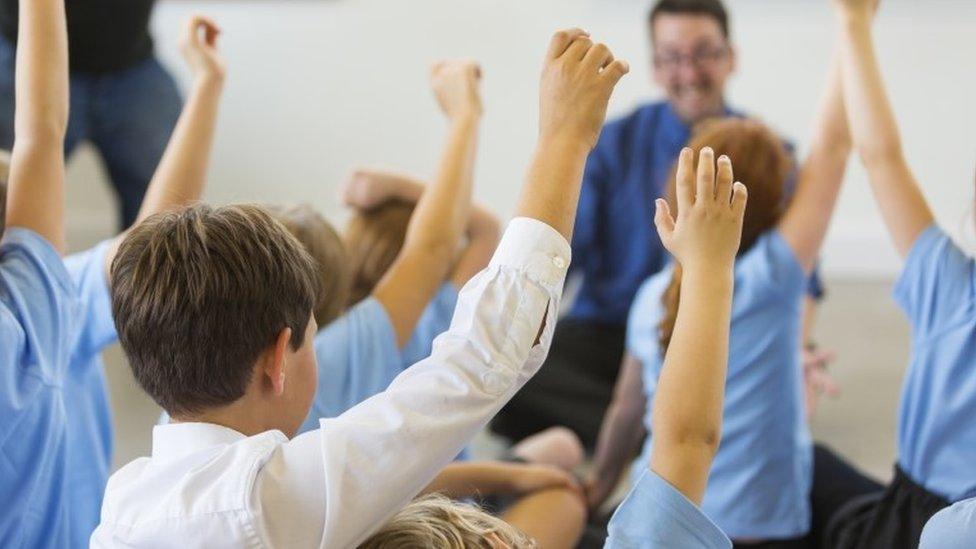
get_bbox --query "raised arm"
[372,62,481,346]
[342,169,501,288]
[777,47,852,273]
[515,30,629,240]
[4,0,69,251]
[649,149,746,503]
[104,16,225,273]
[833,0,933,257]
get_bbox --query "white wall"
[67,0,976,277]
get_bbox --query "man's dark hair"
[110,203,317,417]
[649,0,730,41]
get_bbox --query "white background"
[67,0,976,277]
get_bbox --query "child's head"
[659,118,792,350]
[267,204,351,327]
[110,204,320,437]
[359,494,535,549]
[343,200,415,306]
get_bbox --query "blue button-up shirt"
[569,100,819,325]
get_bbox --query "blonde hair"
[359,494,537,549]
[343,200,415,307]
[267,204,351,327]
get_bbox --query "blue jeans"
[0,38,181,230]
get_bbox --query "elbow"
[15,116,68,147]
[856,140,905,172]
[653,412,722,457]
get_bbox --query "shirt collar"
[151,422,248,461]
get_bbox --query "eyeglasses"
[653,45,730,71]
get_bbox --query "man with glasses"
[492,0,826,453]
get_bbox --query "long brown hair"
[343,200,415,307]
[658,118,793,351]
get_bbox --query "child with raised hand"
[0,0,73,545]
[362,148,746,549]
[92,27,628,548]
[817,0,976,546]
[57,15,225,547]
[587,18,853,545]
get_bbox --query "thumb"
[654,199,675,246]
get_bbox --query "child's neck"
[173,397,276,438]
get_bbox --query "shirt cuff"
[489,217,571,290]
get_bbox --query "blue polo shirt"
[300,283,458,431]
[0,228,79,548]
[628,231,812,539]
[63,240,117,547]
[570,101,819,326]
[605,468,731,549]
[920,497,976,548]
[893,225,976,501]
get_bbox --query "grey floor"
[101,279,910,483]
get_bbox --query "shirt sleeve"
[919,498,976,549]
[300,297,402,429]
[0,228,77,381]
[400,282,458,368]
[605,469,732,549]
[893,225,975,343]
[64,239,117,361]
[738,231,807,303]
[625,272,669,398]
[254,217,571,549]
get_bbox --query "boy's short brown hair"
[344,200,415,307]
[267,204,351,327]
[110,203,317,417]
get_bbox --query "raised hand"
[429,60,482,120]
[654,148,747,271]
[539,28,630,150]
[180,15,225,82]
[831,0,880,18]
[341,169,403,211]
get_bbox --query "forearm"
[134,76,223,225]
[402,114,479,256]
[838,10,933,256]
[515,136,590,241]
[650,267,733,503]
[421,462,516,498]
[591,402,645,487]
[5,0,69,250]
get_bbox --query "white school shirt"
[91,217,570,549]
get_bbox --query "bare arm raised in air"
[372,62,482,346]
[342,170,501,289]
[777,43,852,273]
[5,0,69,251]
[104,15,226,273]
[832,0,933,258]
[649,148,746,503]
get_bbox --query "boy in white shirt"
[92,28,628,548]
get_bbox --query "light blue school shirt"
[919,497,976,548]
[63,240,117,547]
[299,283,458,432]
[628,231,812,539]
[605,469,732,548]
[893,225,976,501]
[0,228,79,548]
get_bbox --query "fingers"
[731,181,748,217]
[582,42,613,71]
[564,36,594,61]
[654,199,676,246]
[675,147,695,213]
[600,59,630,86]
[546,28,590,60]
[696,147,715,202]
[715,155,733,205]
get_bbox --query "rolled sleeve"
[260,218,573,549]
[606,469,732,549]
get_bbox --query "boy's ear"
[263,327,292,396]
